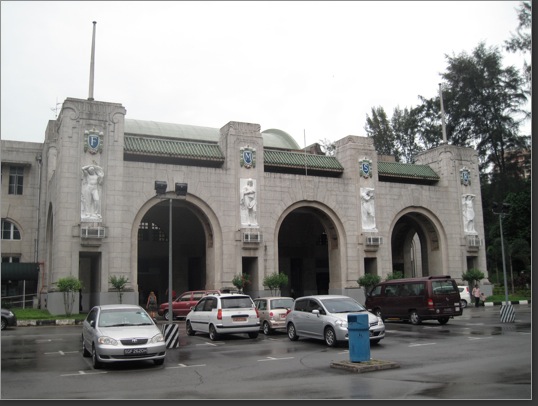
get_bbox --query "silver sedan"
[82,304,166,368]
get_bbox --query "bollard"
[163,323,180,348]
[347,313,370,362]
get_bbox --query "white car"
[458,285,472,308]
[82,304,166,369]
[186,293,260,340]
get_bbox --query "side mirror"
[312,309,320,316]
[90,320,95,328]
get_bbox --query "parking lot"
[1,304,532,400]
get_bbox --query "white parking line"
[44,351,79,355]
[257,356,294,362]
[61,370,107,376]
[195,342,223,347]
[468,336,492,341]
[409,343,436,347]
[167,363,206,369]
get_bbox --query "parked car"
[365,275,463,325]
[253,297,294,335]
[285,295,385,347]
[458,285,472,308]
[158,289,220,320]
[82,304,166,369]
[186,293,260,341]
[1,308,17,330]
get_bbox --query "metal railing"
[1,293,38,309]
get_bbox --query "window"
[138,222,168,242]
[2,256,20,263]
[1,220,21,240]
[9,166,24,195]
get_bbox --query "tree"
[109,275,129,304]
[461,268,485,288]
[262,272,289,296]
[357,274,381,295]
[505,1,531,101]
[385,271,404,281]
[365,107,400,160]
[56,276,82,316]
[318,138,336,156]
[232,274,251,293]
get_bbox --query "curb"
[330,359,400,373]
[483,300,531,307]
[17,319,84,327]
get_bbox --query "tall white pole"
[439,83,447,143]
[88,21,96,101]
[168,198,173,320]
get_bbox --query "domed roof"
[125,119,301,150]
[261,129,301,150]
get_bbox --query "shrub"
[232,274,251,293]
[263,272,289,296]
[109,275,129,304]
[357,274,381,295]
[55,276,82,316]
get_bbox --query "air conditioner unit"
[467,235,481,247]
[242,232,261,243]
[365,236,383,246]
[81,226,106,239]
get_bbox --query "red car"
[158,290,220,320]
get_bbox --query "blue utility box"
[347,313,370,362]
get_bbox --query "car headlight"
[97,336,118,346]
[149,333,165,343]
[335,319,348,328]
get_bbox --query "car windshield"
[320,298,366,314]
[270,298,294,309]
[221,296,253,309]
[98,309,154,327]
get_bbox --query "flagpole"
[88,21,97,101]
[439,83,447,143]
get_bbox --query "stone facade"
[1,97,487,314]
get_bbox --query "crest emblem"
[460,167,471,186]
[84,128,103,154]
[240,146,256,169]
[359,158,373,178]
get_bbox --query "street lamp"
[154,181,188,347]
[492,201,514,323]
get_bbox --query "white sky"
[1,1,529,147]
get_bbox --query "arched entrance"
[276,203,344,297]
[134,196,218,307]
[391,209,446,278]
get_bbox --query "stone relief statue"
[462,194,477,234]
[361,187,377,230]
[240,178,257,226]
[81,164,104,222]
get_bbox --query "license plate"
[124,348,147,355]
[233,317,247,322]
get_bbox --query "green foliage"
[357,274,381,294]
[12,308,87,321]
[232,274,251,292]
[461,268,485,287]
[109,275,129,304]
[55,276,82,316]
[385,271,404,281]
[262,272,289,296]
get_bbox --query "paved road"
[1,305,531,400]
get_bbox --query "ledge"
[330,359,400,373]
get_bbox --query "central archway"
[275,202,346,297]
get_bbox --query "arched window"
[1,219,21,240]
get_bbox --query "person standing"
[472,284,481,308]
[146,291,158,319]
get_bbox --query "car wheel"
[164,310,171,321]
[248,332,259,339]
[82,335,91,357]
[92,345,102,369]
[1,318,6,331]
[374,308,383,320]
[438,317,450,325]
[209,325,220,341]
[287,323,299,341]
[262,321,272,335]
[186,321,196,336]
[324,327,338,347]
[460,300,467,308]
[409,310,421,325]
[154,359,164,366]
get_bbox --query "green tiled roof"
[124,135,225,162]
[264,150,344,172]
[378,161,439,181]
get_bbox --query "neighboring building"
[1,96,487,314]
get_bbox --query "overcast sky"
[1,1,529,147]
